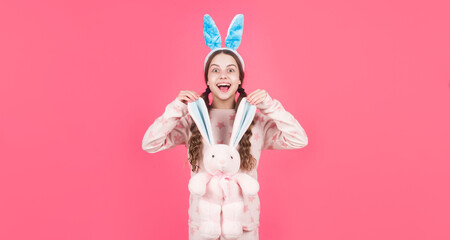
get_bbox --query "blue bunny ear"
[203,14,221,50]
[225,14,244,50]
[187,98,215,147]
[229,97,256,148]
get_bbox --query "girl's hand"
[177,90,200,105]
[247,89,268,105]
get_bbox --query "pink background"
[1,0,449,239]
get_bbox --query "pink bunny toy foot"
[199,221,221,239]
[221,220,243,239]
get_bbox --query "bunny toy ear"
[203,14,222,50]
[229,97,256,148]
[225,14,244,51]
[187,97,215,147]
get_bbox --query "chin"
[214,89,236,98]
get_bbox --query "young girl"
[142,14,308,240]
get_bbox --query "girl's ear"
[229,97,256,148]
[203,14,221,50]
[188,98,215,147]
[225,14,244,51]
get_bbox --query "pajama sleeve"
[142,98,191,153]
[257,93,308,150]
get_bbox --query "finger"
[179,91,189,99]
[187,91,200,101]
[179,96,190,104]
[247,90,257,101]
[186,91,199,100]
[251,89,264,99]
[189,91,200,97]
[183,95,196,103]
[246,95,252,102]
[250,94,266,104]
[192,91,200,97]
[246,89,255,98]
[248,91,263,103]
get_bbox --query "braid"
[235,86,257,172]
[186,122,202,172]
[234,85,247,112]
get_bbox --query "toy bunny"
[187,97,260,240]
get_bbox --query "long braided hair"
[186,49,256,173]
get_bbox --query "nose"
[220,72,228,79]
[219,160,225,165]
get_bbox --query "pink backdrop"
[1,0,449,239]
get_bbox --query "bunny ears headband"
[203,14,245,71]
[187,97,256,148]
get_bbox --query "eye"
[228,68,234,72]
[212,155,215,158]
[230,156,233,159]
[212,69,218,72]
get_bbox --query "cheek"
[208,73,216,80]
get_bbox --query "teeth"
[217,84,231,87]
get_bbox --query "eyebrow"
[210,64,237,68]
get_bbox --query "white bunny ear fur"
[229,97,257,148]
[187,97,215,147]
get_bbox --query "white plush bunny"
[187,97,260,240]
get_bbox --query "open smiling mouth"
[217,83,231,93]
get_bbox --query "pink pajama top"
[142,93,308,232]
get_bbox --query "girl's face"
[207,53,241,102]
